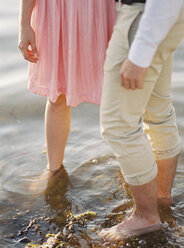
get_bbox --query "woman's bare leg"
[45,95,71,174]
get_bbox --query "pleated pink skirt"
[28,0,116,106]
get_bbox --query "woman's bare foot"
[99,214,161,242]
[29,165,63,193]
[48,166,63,178]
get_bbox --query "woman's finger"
[30,42,38,57]
[22,47,38,63]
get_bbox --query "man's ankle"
[158,196,173,206]
[134,210,160,224]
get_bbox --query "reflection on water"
[44,165,72,228]
[0,153,184,247]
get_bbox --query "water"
[0,1,184,247]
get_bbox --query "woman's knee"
[47,95,68,111]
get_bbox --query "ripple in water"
[0,155,184,247]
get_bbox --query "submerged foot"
[29,165,64,193]
[99,215,162,242]
[48,166,64,179]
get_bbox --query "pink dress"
[28,0,116,106]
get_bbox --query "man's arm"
[129,0,184,67]
[121,0,184,90]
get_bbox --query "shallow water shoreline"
[1,0,184,247]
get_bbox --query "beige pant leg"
[101,4,157,186]
[143,8,184,161]
[100,4,184,186]
[143,54,180,161]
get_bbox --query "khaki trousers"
[100,3,184,186]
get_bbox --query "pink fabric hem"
[28,81,101,107]
[29,0,116,107]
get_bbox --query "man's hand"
[120,59,148,90]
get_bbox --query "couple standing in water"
[19,0,184,241]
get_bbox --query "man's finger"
[120,73,125,87]
[124,78,130,89]
[130,80,136,90]
[136,80,144,89]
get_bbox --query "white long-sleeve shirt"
[128,0,184,68]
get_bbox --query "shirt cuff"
[128,39,157,68]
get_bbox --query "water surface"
[0,1,184,247]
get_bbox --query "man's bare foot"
[99,214,161,242]
[158,196,173,207]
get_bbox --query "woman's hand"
[18,25,38,63]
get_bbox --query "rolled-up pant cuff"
[122,161,158,186]
[153,143,181,161]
